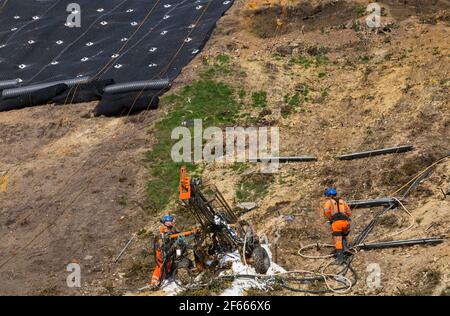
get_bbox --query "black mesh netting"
[0,0,234,115]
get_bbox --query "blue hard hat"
[161,215,174,223]
[325,187,337,197]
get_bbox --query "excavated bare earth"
[0,0,449,295]
[0,104,163,295]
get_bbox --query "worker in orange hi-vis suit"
[323,187,352,263]
[150,215,199,288]
[150,215,178,287]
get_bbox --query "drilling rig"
[177,166,271,278]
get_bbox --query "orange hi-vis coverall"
[323,198,352,251]
[150,226,199,286]
[150,225,177,286]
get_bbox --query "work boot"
[335,250,345,265]
[343,238,348,251]
[343,239,352,255]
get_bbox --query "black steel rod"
[250,156,317,163]
[350,204,395,247]
[336,145,414,160]
[357,237,444,250]
[348,197,402,209]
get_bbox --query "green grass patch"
[229,162,249,174]
[281,85,312,116]
[360,55,371,63]
[315,55,329,66]
[297,84,310,101]
[146,79,240,210]
[284,92,301,107]
[289,56,313,68]
[238,88,246,99]
[200,54,233,79]
[251,91,268,108]
[289,55,329,68]
[216,53,231,64]
[355,5,367,18]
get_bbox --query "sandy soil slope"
[0,0,449,295]
[0,103,160,295]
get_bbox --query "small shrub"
[356,5,367,18]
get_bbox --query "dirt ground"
[0,0,449,295]
[0,103,161,295]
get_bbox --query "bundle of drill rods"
[340,158,447,280]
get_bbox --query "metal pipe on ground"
[350,204,396,247]
[114,234,136,263]
[249,156,317,163]
[348,197,403,209]
[103,79,171,94]
[356,237,444,250]
[336,145,414,161]
[401,168,433,199]
[1,76,91,99]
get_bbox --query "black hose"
[219,268,357,294]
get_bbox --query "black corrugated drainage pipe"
[102,79,171,94]
[1,76,91,99]
[0,79,22,90]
